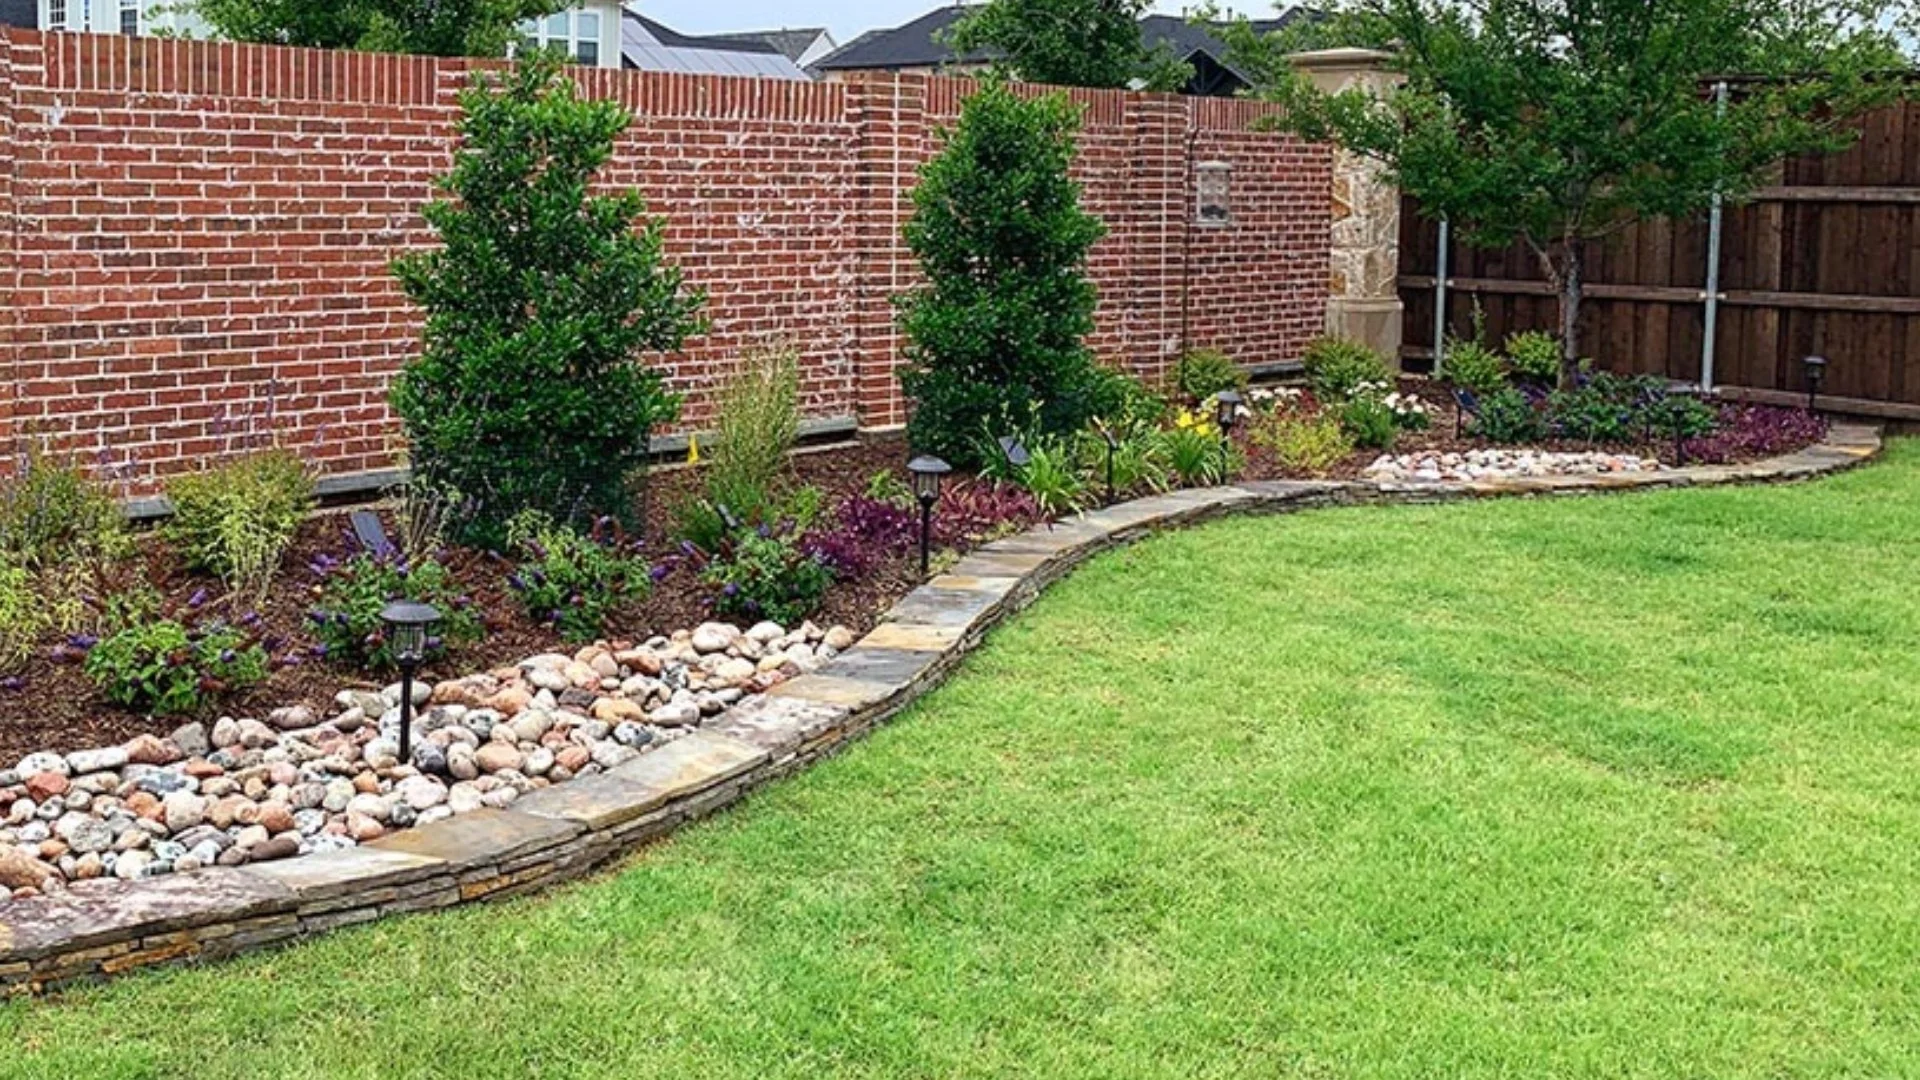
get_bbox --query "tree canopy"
[192,0,557,56]
[1226,0,1910,384]
[945,0,1192,91]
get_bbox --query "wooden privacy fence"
[1398,92,1920,418]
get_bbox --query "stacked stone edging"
[0,423,1882,994]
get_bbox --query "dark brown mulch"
[0,433,923,763]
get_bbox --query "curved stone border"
[0,423,1882,994]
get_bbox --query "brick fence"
[0,30,1332,491]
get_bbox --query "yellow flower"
[687,434,701,465]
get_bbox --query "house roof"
[620,10,813,80]
[701,27,832,64]
[0,0,36,29]
[813,4,1314,90]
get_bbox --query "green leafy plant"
[865,469,914,508]
[1473,388,1548,444]
[1160,425,1238,487]
[0,565,53,674]
[1251,411,1354,473]
[308,551,483,670]
[0,438,129,570]
[946,0,1193,91]
[1080,424,1170,500]
[1173,348,1248,403]
[1504,331,1563,386]
[393,56,704,550]
[1339,395,1400,450]
[698,529,833,627]
[195,0,558,58]
[897,80,1111,467]
[1443,337,1509,397]
[164,448,313,600]
[506,511,651,644]
[84,617,269,716]
[1301,337,1393,403]
[1086,366,1170,429]
[1012,438,1088,516]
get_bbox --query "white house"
[34,0,205,36]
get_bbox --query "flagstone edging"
[0,423,1882,994]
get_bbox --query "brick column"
[1125,93,1188,388]
[1289,48,1403,364]
[846,72,927,433]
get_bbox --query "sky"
[635,2,1277,44]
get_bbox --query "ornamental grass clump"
[677,344,803,552]
[393,55,704,550]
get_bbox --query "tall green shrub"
[393,56,705,550]
[897,80,1109,468]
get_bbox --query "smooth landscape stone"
[767,674,901,712]
[814,646,942,689]
[703,696,851,755]
[881,585,1006,630]
[855,622,965,653]
[240,845,448,904]
[0,869,294,963]
[608,732,767,804]
[511,774,667,831]
[365,809,581,872]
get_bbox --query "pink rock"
[256,801,296,835]
[590,697,646,724]
[474,744,524,774]
[553,746,591,773]
[24,772,68,802]
[124,734,182,766]
[0,844,58,891]
[485,684,533,717]
[345,811,386,842]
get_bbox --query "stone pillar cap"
[1287,47,1397,69]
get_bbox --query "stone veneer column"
[1288,48,1404,367]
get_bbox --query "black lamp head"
[1804,355,1828,387]
[379,600,442,666]
[1215,390,1244,432]
[907,455,952,503]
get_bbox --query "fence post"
[1289,48,1404,366]
[1699,80,1729,392]
[1432,217,1450,376]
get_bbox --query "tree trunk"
[1550,246,1583,391]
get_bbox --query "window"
[46,0,67,30]
[545,11,568,38]
[574,11,599,65]
[120,0,140,35]
[1196,162,1232,226]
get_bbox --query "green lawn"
[7,444,1920,1079]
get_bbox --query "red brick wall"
[0,30,1331,490]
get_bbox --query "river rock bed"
[1363,449,1666,483]
[0,619,854,897]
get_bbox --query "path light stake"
[1214,391,1243,482]
[1099,423,1119,505]
[908,455,951,579]
[379,600,441,764]
[1803,355,1827,412]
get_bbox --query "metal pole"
[918,498,932,577]
[1433,216,1451,376]
[397,663,415,764]
[1699,81,1729,392]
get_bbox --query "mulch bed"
[0,433,925,762]
[0,384,1825,763]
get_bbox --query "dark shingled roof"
[0,0,36,29]
[701,27,831,64]
[814,4,1314,89]
[627,12,781,54]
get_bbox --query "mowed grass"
[6,443,1920,1079]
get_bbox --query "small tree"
[898,80,1109,466]
[1228,0,1906,386]
[393,57,704,549]
[193,0,556,56]
[946,0,1191,91]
